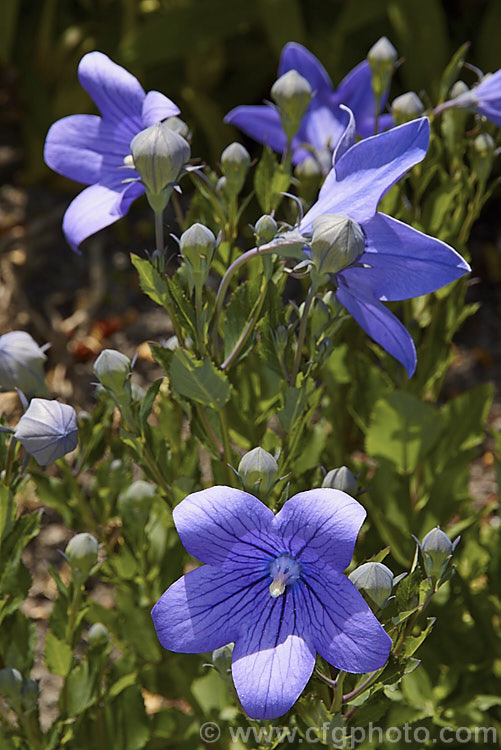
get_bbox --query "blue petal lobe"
[78,51,145,123]
[232,587,315,719]
[300,569,392,672]
[336,281,417,376]
[44,115,104,185]
[273,489,366,571]
[341,213,470,301]
[278,42,333,95]
[173,486,277,566]
[300,117,430,231]
[152,564,269,653]
[336,60,380,125]
[333,105,357,164]
[224,105,287,153]
[142,90,180,127]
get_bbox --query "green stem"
[218,408,235,485]
[290,283,317,385]
[194,283,205,354]
[154,209,164,253]
[342,668,384,703]
[330,670,347,713]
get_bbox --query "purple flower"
[151,486,391,719]
[273,113,470,376]
[445,70,501,127]
[14,398,78,465]
[0,331,47,394]
[44,52,180,251]
[225,42,393,168]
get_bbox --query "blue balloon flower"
[0,331,47,394]
[272,113,470,375]
[14,398,78,465]
[225,42,393,168]
[439,70,501,127]
[152,486,391,719]
[44,52,180,251]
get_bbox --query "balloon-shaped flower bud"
[391,92,425,125]
[470,133,496,182]
[421,527,455,580]
[130,121,190,213]
[0,668,23,710]
[450,80,470,99]
[221,142,250,196]
[118,480,156,526]
[295,156,324,202]
[310,213,365,277]
[165,116,190,139]
[368,37,398,100]
[93,349,131,394]
[322,466,358,495]
[212,643,234,676]
[0,331,47,395]
[349,562,394,610]
[238,447,279,498]
[255,214,278,246]
[88,622,109,648]
[21,678,40,711]
[271,69,312,141]
[14,398,78,465]
[179,222,216,288]
[65,532,99,583]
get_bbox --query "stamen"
[268,554,300,598]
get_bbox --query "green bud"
[88,622,109,648]
[118,480,156,525]
[179,222,216,288]
[450,80,469,99]
[470,132,496,183]
[238,447,279,498]
[212,643,234,675]
[130,121,190,213]
[93,349,131,393]
[271,70,312,141]
[349,562,394,610]
[0,668,23,708]
[295,155,324,203]
[368,37,398,101]
[311,213,365,275]
[421,527,455,580]
[221,142,251,195]
[255,214,278,246]
[21,678,40,711]
[65,532,99,582]
[472,132,495,157]
[322,466,358,495]
[391,92,424,125]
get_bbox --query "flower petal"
[300,568,391,672]
[273,488,366,571]
[232,587,315,719]
[173,486,277,566]
[357,112,394,138]
[152,564,269,653]
[62,181,143,251]
[336,60,381,125]
[278,42,333,96]
[224,105,287,153]
[78,51,145,123]
[341,213,470,301]
[300,103,346,153]
[44,115,105,184]
[300,117,430,231]
[336,280,417,376]
[142,90,180,127]
[333,105,356,164]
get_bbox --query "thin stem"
[290,283,317,385]
[195,283,205,354]
[154,209,164,253]
[221,267,268,370]
[212,246,260,344]
[330,670,347,713]
[218,408,235,485]
[342,669,382,703]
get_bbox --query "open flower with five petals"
[225,42,393,168]
[44,52,180,251]
[152,486,391,720]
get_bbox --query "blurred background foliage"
[2,0,501,183]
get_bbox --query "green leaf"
[438,42,471,102]
[0,484,15,542]
[223,278,262,363]
[65,661,95,715]
[130,254,169,308]
[139,379,163,430]
[439,384,493,454]
[278,385,310,433]
[45,632,73,677]
[366,392,442,474]
[254,147,291,213]
[402,616,436,657]
[170,350,230,408]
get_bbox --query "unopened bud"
[421,527,455,580]
[368,37,398,101]
[118,480,155,525]
[0,331,47,394]
[65,532,99,582]
[311,213,365,275]
[14,399,78,465]
[271,70,312,141]
[391,92,424,125]
[322,466,358,495]
[212,643,234,686]
[130,122,190,213]
[88,623,109,648]
[255,215,277,246]
[93,349,131,393]
[221,143,250,196]
[295,156,324,202]
[165,116,190,139]
[349,561,394,610]
[238,447,279,498]
[179,223,216,287]
[450,80,469,99]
